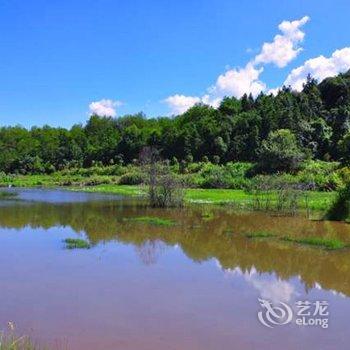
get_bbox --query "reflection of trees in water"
[135,240,166,265]
[1,200,350,296]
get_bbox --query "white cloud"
[164,16,310,114]
[267,87,280,96]
[220,265,296,303]
[165,64,266,113]
[89,99,122,117]
[284,47,350,91]
[201,94,222,108]
[254,16,309,68]
[164,94,201,114]
[212,63,266,98]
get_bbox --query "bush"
[338,132,350,165]
[148,172,185,208]
[193,162,253,189]
[225,162,254,177]
[199,165,233,188]
[297,160,342,190]
[60,164,127,177]
[336,167,350,185]
[118,171,145,185]
[258,129,304,173]
[83,176,113,186]
[326,183,350,221]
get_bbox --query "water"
[0,189,349,349]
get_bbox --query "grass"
[242,230,347,250]
[185,188,252,204]
[282,236,346,250]
[0,174,337,213]
[0,333,46,350]
[0,173,119,188]
[77,184,145,196]
[186,188,335,211]
[63,238,91,249]
[124,216,176,226]
[76,185,336,212]
[245,231,276,239]
[0,191,17,199]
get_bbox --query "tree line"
[1,71,350,174]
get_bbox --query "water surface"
[0,189,349,349]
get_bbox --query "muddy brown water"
[0,189,349,349]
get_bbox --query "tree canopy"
[1,70,350,174]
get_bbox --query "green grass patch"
[186,188,335,211]
[243,231,347,250]
[245,231,276,239]
[64,238,91,249]
[77,184,145,196]
[282,236,346,250]
[0,175,337,214]
[77,185,336,212]
[124,216,176,226]
[185,188,251,204]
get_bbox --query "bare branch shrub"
[139,147,184,208]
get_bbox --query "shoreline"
[1,183,336,212]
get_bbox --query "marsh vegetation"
[244,230,347,250]
[63,238,91,249]
[123,216,176,227]
[326,183,350,221]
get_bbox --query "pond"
[0,189,349,349]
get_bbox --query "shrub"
[258,129,304,173]
[140,147,184,208]
[296,160,341,190]
[247,175,311,215]
[338,132,350,165]
[118,171,145,185]
[148,172,184,207]
[196,164,231,188]
[337,167,350,185]
[193,162,253,189]
[186,162,207,174]
[225,162,254,177]
[213,155,220,164]
[326,183,350,221]
[83,176,112,186]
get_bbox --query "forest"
[1,71,350,177]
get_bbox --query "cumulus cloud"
[164,16,309,114]
[164,94,201,114]
[284,47,350,91]
[89,99,122,117]
[218,264,296,303]
[212,63,266,99]
[254,16,309,68]
[165,64,267,113]
[267,87,281,96]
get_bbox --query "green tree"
[338,132,350,165]
[258,129,304,173]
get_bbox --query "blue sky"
[0,0,349,128]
